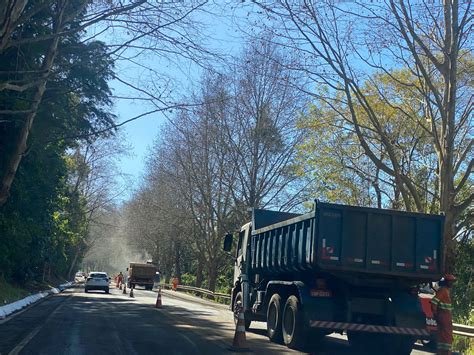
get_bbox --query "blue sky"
[109,3,246,200]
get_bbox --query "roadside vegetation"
[0,1,210,288]
[0,277,30,305]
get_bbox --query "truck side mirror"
[223,233,233,252]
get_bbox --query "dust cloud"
[80,209,151,275]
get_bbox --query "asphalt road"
[0,285,436,355]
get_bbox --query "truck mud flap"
[309,320,429,337]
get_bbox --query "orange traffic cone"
[129,286,134,298]
[229,308,250,352]
[155,288,163,308]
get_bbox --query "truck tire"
[282,295,307,350]
[233,292,251,330]
[267,294,283,343]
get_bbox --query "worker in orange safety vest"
[431,274,456,355]
[116,272,123,288]
[172,277,179,291]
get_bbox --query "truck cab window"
[237,230,245,257]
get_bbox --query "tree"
[0,0,210,206]
[159,82,237,291]
[120,39,309,290]
[0,6,117,282]
[65,136,129,279]
[225,38,308,216]
[252,0,473,268]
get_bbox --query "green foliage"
[296,102,376,207]
[180,273,196,286]
[0,276,30,305]
[0,137,89,282]
[452,239,474,323]
[0,3,115,284]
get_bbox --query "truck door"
[234,229,245,285]
[234,224,251,284]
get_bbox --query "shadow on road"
[0,288,434,355]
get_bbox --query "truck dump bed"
[129,263,156,279]
[250,201,444,280]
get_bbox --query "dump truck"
[127,262,157,290]
[223,201,444,354]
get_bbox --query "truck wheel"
[267,294,283,343]
[233,292,251,330]
[282,295,306,350]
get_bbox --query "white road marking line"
[8,324,43,355]
[8,295,71,355]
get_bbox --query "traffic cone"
[229,308,250,352]
[123,284,127,294]
[155,288,162,308]
[129,286,134,298]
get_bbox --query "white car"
[84,272,110,293]
[74,272,86,283]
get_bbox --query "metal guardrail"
[453,323,474,338]
[160,284,231,302]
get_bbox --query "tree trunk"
[174,246,182,280]
[67,246,81,280]
[0,0,28,51]
[42,262,48,282]
[0,4,64,206]
[195,257,204,288]
[442,210,456,273]
[207,263,218,292]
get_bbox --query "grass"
[0,276,59,306]
[0,277,30,306]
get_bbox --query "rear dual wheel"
[282,295,307,350]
